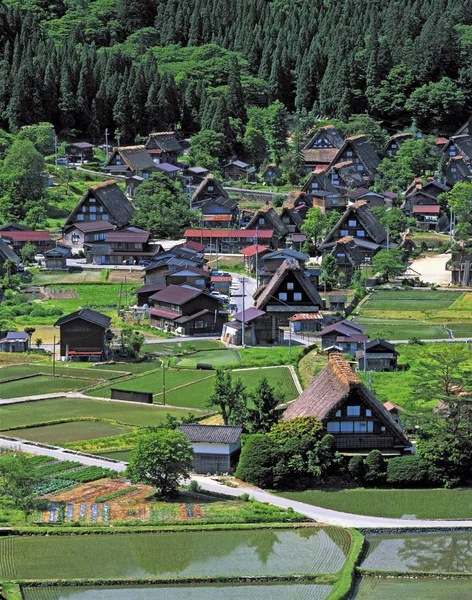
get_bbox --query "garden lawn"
[0,375,92,399]
[0,398,201,429]
[236,346,304,368]
[88,368,212,399]
[4,421,131,443]
[277,488,472,519]
[175,349,241,368]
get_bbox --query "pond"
[361,531,472,573]
[22,583,333,600]
[352,577,472,599]
[0,527,350,580]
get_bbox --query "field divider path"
[2,436,472,529]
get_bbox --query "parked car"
[210,291,229,303]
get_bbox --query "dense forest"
[0,0,471,143]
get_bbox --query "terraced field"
[361,290,462,311]
[354,317,448,340]
[0,375,93,399]
[22,583,334,600]
[5,421,131,443]
[0,364,125,382]
[0,527,350,580]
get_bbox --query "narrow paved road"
[2,436,471,529]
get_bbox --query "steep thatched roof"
[283,190,312,210]
[328,161,366,188]
[329,135,381,175]
[105,146,156,171]
[442,134,472,161]
[192,174,228,203]
[283,352,410,445]
[303,126,345,165]
[64,181,134,228]
[245,206,289,239]
[330,236,365,267]
[302,170,338,195]
[321,201,387,247]
[255,258,323,311]
[146,132,182,153]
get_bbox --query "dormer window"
[208,185,214,191]
[346,150,353,157]
[312,182,319,189]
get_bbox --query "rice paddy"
[361,290,462,311]
[0,375,93,399]
[5,421,131,444]
[175,348,241,368]
[0,527,351,580]
[22,583,334,600]
[352,577,472,599]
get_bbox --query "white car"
[210,291,229,302]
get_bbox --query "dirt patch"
[107,270,143,283]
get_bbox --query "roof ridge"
[89,180,118,190]
[328,352,360,386]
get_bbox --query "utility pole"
[53,335,56,377]
[254,227,259,288]
[162,358,166,405]
[104,129,109,160]
[241,277,246,347]
[386,226,390,251]
[215,239,219,270]
[54,136,58,168]
[363,340,367,377]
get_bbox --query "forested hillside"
[0,0,471,141]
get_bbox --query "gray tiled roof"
[178,424,242,444]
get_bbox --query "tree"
[249,377,280,433]
[417,394,472,487]
[371,207,408,241]
[320,253,339,290]
[364,449,386,484]
[20,243,37,264]
[243,127,267,163]
[207,370,247,426]
[16,122,55,156]
[120,327,145,358]
[2,258,17,286]
[263,101,288,161]
[371,248,405,281]
[348,455,365,481]
[127,429,193,496]
[131,173,199,238]
[188,129,228,170]
[235,434,277,487]
[267,417,324,445]
[0,453,39,520]
[227,57,246,123]
[24,327,35,349]
[35,338,43,349]
[301,207,326,252]
[444,182,472,245]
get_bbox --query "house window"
[346,150,353,157]
[293,293,302,301]
[312,182,319,189]
[353,421,367,433]
[347,406,360,416]
[71,233,80,244]
[341,422,354,432]
[327,422,340,432]
[391,143,397,149]
[381,426,386,432]
[451,167,457,173]
[208,185,214,191]
[259,218,265,225]
[287,282,294,290]
[99,206,104,213]
[89,206,96,213]
[357,165,364,171]
[89,198,96,203]
[82,206,87,212]
[278,292,287,301]
[341,230,349,236]
[366,409,372,417]
[77,214,84,221]
[194,320,206,329]
[368,421,374,432]
[102,214,109,220]
[337,252,345,258]
[348,220,357,227]
[332,177,339,184]
[357,230,365,237]
[116,157,121,165]
[335,410,341,417]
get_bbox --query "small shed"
[44,247,69,270]
[261,164,282,185]
[55,308,112,361]
[356,339,399,372]
[328,296,347,312]
[221,307,282,346]
[177,424,243,474]
[289,312,324,333]
[383,401,404,425]
[0,331,29,352]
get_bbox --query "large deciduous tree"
[371,248,405,281]
[0,453,39,520]
[127,429,193,496]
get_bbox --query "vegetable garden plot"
[6,421,131,443]
[0,527,350,580]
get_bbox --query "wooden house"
[445,155,472,186]
[245,206,289,246]
[199,196,239,229]
[0,222,32,233]
[184,166,209,185]
[302,126,345,172]
[289,312,324,334]
[279,206,304,235]
[125,175,144,197]
[163,266,210,289]
[302,170,347,212]
[0,331,29,352]
[329,236,365,284]
[55,308,112,362]
[442,134,472,162]
[177,425,242,474]
[282,190,313,219]
[184,228,275,253]
[454,118,471,136]
[66,142,94,164]
[259,248,308,281]
[191,174,228,207]
[328,295,348,312]
[0,230,53,252]
[320,201,391,259]
[222,160,255,181]
[319,320,368,353]
[211,275,232,295]
[261,164,282,185]
[287,233,307,252]
[145,132,182,165]
[356,339,399,372]
[346,188,389,208]
[328,136,381,181]
[143,247,207,285]
[383,133,412,157]
[154,162,182,179]
[63,221,117,250]
[446,250,472,286]
[85,228,160,266]
[283,352,411,455]
[399,233,416,256]
[148,285,227,336]
[402,190,442,230]
[103,146,157,177]
[0,238,20,274]
[136,283,166,306]
[44,246,70,270]
[221,307,283,346]
[239,244,271,273]
[327,161,366,189]
[254,258,323,325]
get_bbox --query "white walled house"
[177,425,242,474]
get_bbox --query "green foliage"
[119,327,145,358]
[235,433,278,487]
[131,172,199,238]
[249,376,279,433]
[267,417,324,445]
[20,243,37,264]
[207,370,247,426]
[371,248,405,282]
[188,129,228,170]
[364,450,386,484]
[320,253,339,290]
[16,122,55,155]
[348,455,365,481]
[61,466,117,483]
[0,453,39,520]
[127,429,193,496]
[301,207,327,252]
[386,455,430,486]
[444,182,472,244]
[95,487,139,503]
[370,207,408,241]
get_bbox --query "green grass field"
[31,270,103,285]
[175,349,241,368]
[0,398,201,429]
[362,291,462,311]
[0,375,92,399]
[278,488,472,519]
[45,284,137,311]
[0,364,125,382]
[143,340,223,353]
[4,421,131,443]
[354,317,448,340]
[94,361,161,374]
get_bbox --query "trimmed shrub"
[235,434,277,488]
[386,455,430,486]
[348,454,365,481]
[364,450,386,484]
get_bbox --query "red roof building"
[184,229,275,252]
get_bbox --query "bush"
[386,455,430,486]
[348,455,365,481]
[235,434,277,488]
[188,479,201,493]
[364,450,386,484]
